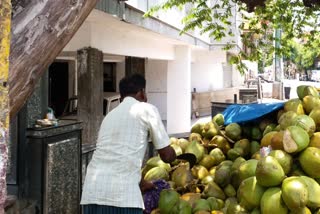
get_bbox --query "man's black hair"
[119,73,146,97]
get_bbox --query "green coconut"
[171,143,183,156]
[171,164,193,188]
[189,133,202,143]
[170,137,179,145]
[214,160,233,187]
[297,85,308,100]
[251,126,262,141]
[231,156,247,173]
[299,147,320,178]
[209,135,231,154]
[250,141,261,157]
[284,98,305,115]
[260,187,288,214]
[234,139,251,157]
[180,193,201,207]
[255,156,286,187]
[292,114,316,137]
[202,122,219,139]
[144,156,171,172]
[177,138,190,152]
[261,131,278,147]
[297,85,319,100]
[269,150,293,175]
[300,176,320,208]
[191,165,209,180]
[251,208,261,214]
[223,184,237,197]
[192,199,211,213]
[207,197,223,210]
[237,176,266,211]
[202,181,226,200]
[262,123,277,136]
[199,154,217,170]
[270,131,285,150]
[230,157,246,189]
[226,202,247,214]
[191,123,205,135]
[209,148,226,166]
[171,199,192,214]
[209,166,216,175]
[201,175,215,185]
[302,95,320,114]
[238,159,258,182]
[259,118,274,132]
[227,147,244,161]
[278,111,298,130]
[224,197,238,213]
[277,109,285,121]
[281,176,308,212]
[310,132,320,148]
[158,189,180,214]
[144,166,169,181]
[309,108,320,131]
[212,113,225,126]
[251,151,261,160]
[185,141,205,163]
[283,126,310,153]
[225,123,242,141]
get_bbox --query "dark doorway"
[103,62,116,92]
[125,56,145,77]
[48,61,69,118]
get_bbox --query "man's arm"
[158,145,176,163]
[142,104,176,163]
[139,145,176,193]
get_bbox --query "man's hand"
[140,179,155,193]
[158,145,176,163]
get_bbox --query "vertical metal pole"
[0,0,11,213]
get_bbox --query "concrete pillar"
[77,47,104,145]
[167,46,191,134]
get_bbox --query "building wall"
[63,11,176,60]
[145,57,229,119]
[232,64,245,87]
[61,7,245,125]
[191,49,227,92]
[63,22,91,51]
[145,59,168,119]
[191,63,224,92]
[116,61,126,92]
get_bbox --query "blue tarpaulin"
[223,102,285,125]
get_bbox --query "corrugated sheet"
[95,0,121,15]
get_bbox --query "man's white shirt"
[80,97,170,208]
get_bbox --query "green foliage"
[145,0,320,74]
[285,35,320,71]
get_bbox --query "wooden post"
[9,0,98,119]
[0,0,11,213]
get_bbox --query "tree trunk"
[0,0,11,213]
[9,0,98,119]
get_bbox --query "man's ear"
[135,91,143,101]
[136,90,147,102]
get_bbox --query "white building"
[55,0,252,134]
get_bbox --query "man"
[81,73,176,214]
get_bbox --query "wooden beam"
[0,0,11,213]
[9,0,98,119]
